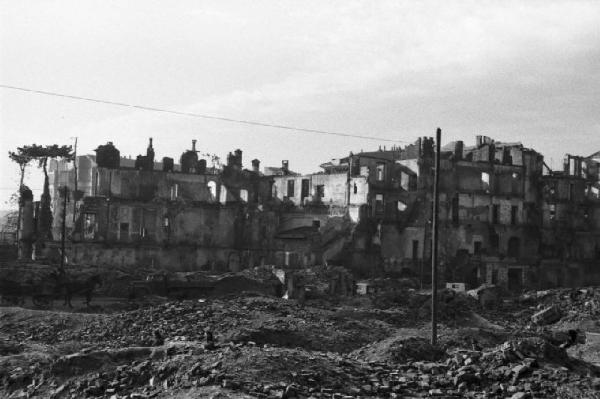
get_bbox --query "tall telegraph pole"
[60,185,68,271]
[431,127,441,345]
[72,137,78,223]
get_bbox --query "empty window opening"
[119,222,129,240]
[312,220,321,228]
[316,184,325,199]
[287,180,295,198]
[220,186,228,204]
[269,181,276,198]
[240,189,248,202]
[481,172,490,189]
[492,204,499,224]
[376,163,385,181]
[375,194,384,214]
[400,172,410,191]
[353,183,358,194]
[511,205,518,225]
[170,184,178,200]
[139,209,156,239]
[207,181,217,201]
[301,179,310,201]
[397,200,407,212]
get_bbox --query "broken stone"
[531,305,562,325]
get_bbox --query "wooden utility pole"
[60,185,68,271]
[346,152,353,207]
[72,137,78,222]
[431,127,441,345]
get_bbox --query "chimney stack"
[234,149,242,167]
[454,141,464,161]
[162,157,174,172]
[282,160,289,174]
[251,159,260,173]
[192,139,197,152]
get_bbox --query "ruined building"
[35,135,600,291]
[45,139,273,271]
[267,136,600,289]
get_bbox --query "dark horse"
[53,272,102,308]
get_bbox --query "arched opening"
[219,185,228,204]
[207,181,217,202]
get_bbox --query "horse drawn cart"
[0,264,103,308]
[0,277,56,307]
[0,264,58,308]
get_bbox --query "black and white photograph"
[1,1,600,398]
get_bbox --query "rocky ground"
[2,284,600,398]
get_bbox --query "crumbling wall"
[484,261,529,290]
[471,144,494,163]
[379,226,425,276]
[279,211,329,233]
[96,168,218,202]
[69,242,269,272]
[271,173,368,208]
[74,197,281,251]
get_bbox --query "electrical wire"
[0,84,409,143]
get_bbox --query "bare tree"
[8,151,33,254]
[9,145,74,255]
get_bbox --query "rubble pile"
[1,295,399,353]
[418,289,481,324]
[521,288,600,327]
[2,285,600,398]
[3,326,599,398]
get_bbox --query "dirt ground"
[2,285,600,398]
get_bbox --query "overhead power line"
[0,84,409,144]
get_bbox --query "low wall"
[69,242,273,273]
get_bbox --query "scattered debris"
[532,305,563,325]
[2,274,600,398]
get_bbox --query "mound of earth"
[350,330,445,363]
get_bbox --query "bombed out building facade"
[34,135,600,291]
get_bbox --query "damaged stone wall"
[271,172,368,209]
[95,168,220,202]
[372,138,548,290]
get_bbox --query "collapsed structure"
[19,135,599,291]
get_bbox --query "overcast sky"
[1,0,599,209]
